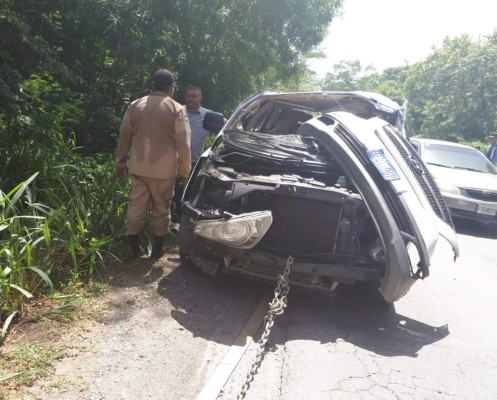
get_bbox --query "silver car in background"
[410,138,497,226]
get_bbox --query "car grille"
[383,127,455,229]
[466,188,497,202]
[334,124,415,235]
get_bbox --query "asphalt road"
[217,220,497,400]
[23,221,497,400]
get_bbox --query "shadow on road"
[454,219,497,239]
[159,263,268,345]
[276,288,450,358]
[159,263,449,358]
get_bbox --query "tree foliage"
[0,0,343,153]
[320,60,371,91]
[405,33,497,140]
[319,31,497,141]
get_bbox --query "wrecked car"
[179,91,459,304]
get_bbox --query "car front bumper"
[442,193,497,225]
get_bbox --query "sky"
[308,0,497,77]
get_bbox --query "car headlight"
[434,178,461,195]
[193,211,273,249]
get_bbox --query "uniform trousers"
[126,174,175,237]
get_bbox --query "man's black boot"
[128,234,142,258]
[150,235,165,259]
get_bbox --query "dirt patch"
[1,244,175,399]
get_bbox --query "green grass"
[0,280,110,398]
[0,342,62,385]
[1,143,128,341]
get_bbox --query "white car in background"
[410,138,497,227]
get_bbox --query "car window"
[423,143,497,174]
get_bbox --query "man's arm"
[175,108,192,183]
[115,105,133,179]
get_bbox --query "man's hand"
[179,175,189,186]
[115,163,128,180]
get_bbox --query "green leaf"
[0,222,12,232]
[25,241,32,267]
[28,266,53,291]
[42,219,51,246]
[9,284,33,298]
[9,172,39,208]
[0,266,12,278]
[1,311,17,342]
[0,369,40,383]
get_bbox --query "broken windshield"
[222,130,330,163]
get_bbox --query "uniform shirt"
[486,143,497,165]
[186,106,211,164]
[116,92,191,179]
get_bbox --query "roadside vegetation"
[1,0,497,388]
[0,144,127,338]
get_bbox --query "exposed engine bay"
[181,129,386,290]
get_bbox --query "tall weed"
[44,152,127,278]
[1,147,128,340]
[0,173,53,341]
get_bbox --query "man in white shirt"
[171,85,212,225]
[185,85,212,166]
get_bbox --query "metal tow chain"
[236,255,293,400]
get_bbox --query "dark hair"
[153,69,175,91]
[186,84,202,94]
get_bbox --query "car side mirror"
[203,111,225,134]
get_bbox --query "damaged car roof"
[231,91,407,134]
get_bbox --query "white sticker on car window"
[367,149,400,181]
